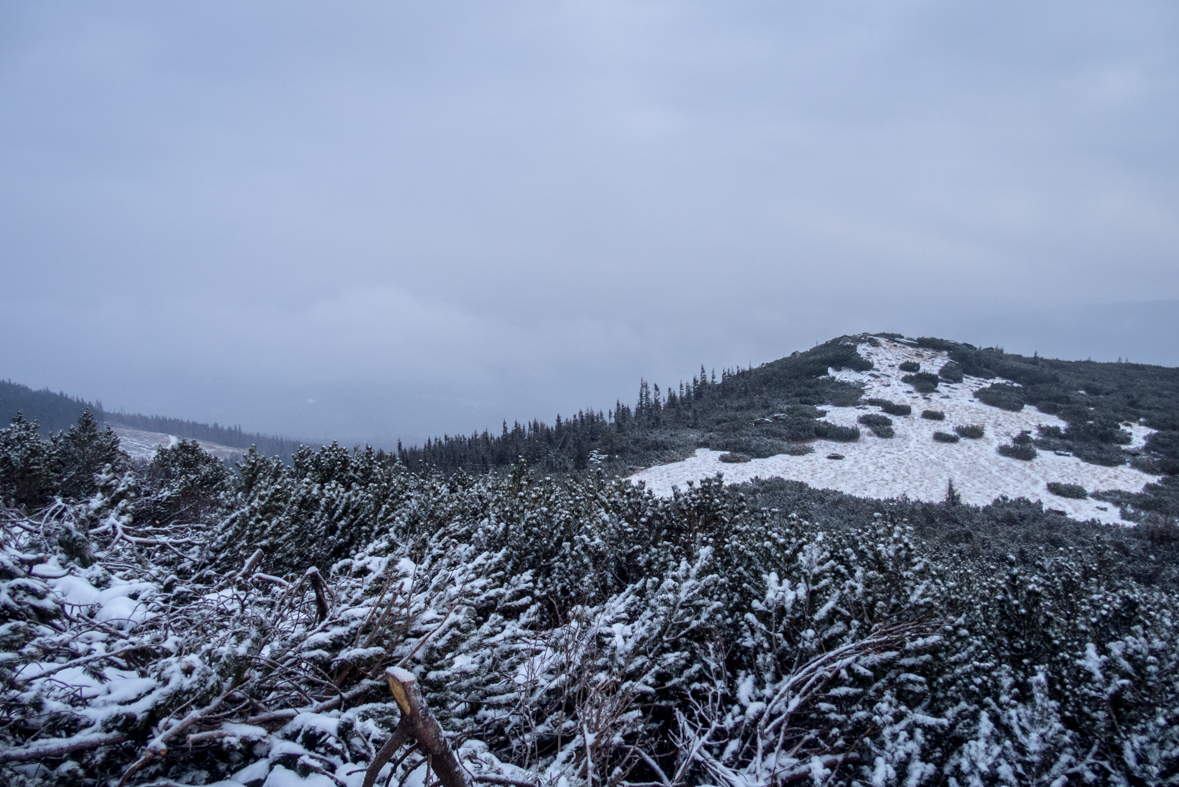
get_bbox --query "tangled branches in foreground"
[2,423,1179,786]
[0,493,483,786]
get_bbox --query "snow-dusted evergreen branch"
[3,423,1178,786]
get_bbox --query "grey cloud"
[2,1,1177,445]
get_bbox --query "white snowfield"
[110,424,246,462]
[630,338,1160,526]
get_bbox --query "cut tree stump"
[363,667,471,787]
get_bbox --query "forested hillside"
[3,394,1179,785]
[396,339,873,473]
[0,381,96,435]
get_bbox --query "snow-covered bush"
[902,373,939,393]
[1046,482,1086,499]
[867,400,912,417]
[858,413,895,438]
[709,434,785,460]
[3,414,1179,786]
[998,442,1037,461]
[937,361,964,383]
[815,422,861,442]
[976,383,1026,412]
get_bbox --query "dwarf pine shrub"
[815,422,860,442]
[902,372,940,393]
[998,442,1037,460]
[4,410,1179,787]
[976,383,1025,411]
[1047,482,1087,499]
[938,361,964,383]
[858,413,895,438]
[867,399,912,416]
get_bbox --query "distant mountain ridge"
[0,379,303,461]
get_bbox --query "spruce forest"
[3,335,1179,786]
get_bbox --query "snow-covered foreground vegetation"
[632,339,1159,525]
[3,413,1179,786]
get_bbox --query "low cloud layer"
[2,2,1177,445]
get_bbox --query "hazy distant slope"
[103,411,303,460]
[0,379,304,461]
[107,424,249,462]
[6,331,1179,520]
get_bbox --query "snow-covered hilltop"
[631,337,1159,525]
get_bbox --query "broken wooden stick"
[363,667,471,787]
[306,567,330,623]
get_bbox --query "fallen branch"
[244,679,382,727]
[235,549,265,582]
[471,777,539,787]
[0,731,128,763]
[10,645,148,686]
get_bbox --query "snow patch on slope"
[109,424,246,462]
[629,338,1159,526]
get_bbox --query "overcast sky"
[2,1,1177,446]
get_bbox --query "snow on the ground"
[630,337,1160,526]
[110,424,246,462]
[1124,421,1155,451]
